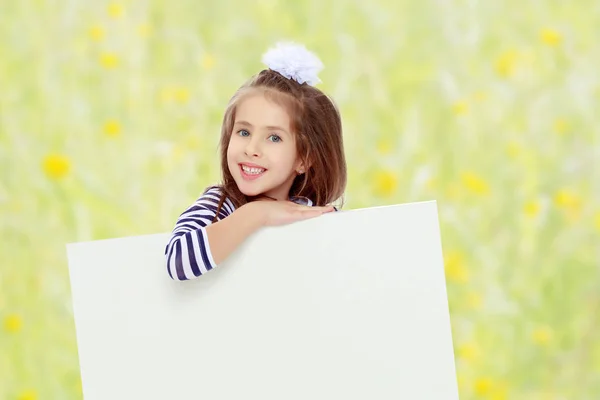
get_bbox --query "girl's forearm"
[205,203,264,265]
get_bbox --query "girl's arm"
[165,189,333,281]
[204,203,264,265]
[206,201,333,268]
[164,188,239,281]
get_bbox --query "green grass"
[1,0,599,398]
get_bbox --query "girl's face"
[227,92,305,201]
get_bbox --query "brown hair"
[212,69,347,221]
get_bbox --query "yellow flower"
[553,189,581,211]
[523,199,541,218]
[372,170,397,197]
[88,24,105,41]
[18,390,37,400]
[444,251,468,283]
[174,87,190,104]
[532,326,552,346]
[4,313,22,333]
[553,118,569,134]
[540,28,562,46]
[201,53,216,70]
[100,52,119,69]
[42,154,71,179]
[495,50,519,78]
[452,100,468,115]
[104,120,121,137]
[554,190,581,222]
[474,377,492,396]
[457,342,480,362]
[137,23,151,38]
[460,171,490,196]
[108,2,124,18]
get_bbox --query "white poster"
[66,201,459,399]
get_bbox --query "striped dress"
[164,186,314,281]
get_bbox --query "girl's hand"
[245,200,335,227]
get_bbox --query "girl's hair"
[212,68,347,220]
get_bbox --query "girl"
[165,42,347,281]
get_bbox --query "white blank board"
[66,201,459,400]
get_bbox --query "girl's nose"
[244,137,262,157]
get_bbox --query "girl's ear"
[296,155,311,175]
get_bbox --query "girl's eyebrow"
[234,120,253,128]
[234,120,289,135]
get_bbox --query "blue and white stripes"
[165,187,235,281]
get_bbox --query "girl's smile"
[239,163,267,180]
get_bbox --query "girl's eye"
[238,129,250,137]
[268,134,282,143]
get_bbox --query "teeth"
[242,165,265,175]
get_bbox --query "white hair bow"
[261,42,324,86]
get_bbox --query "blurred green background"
[1,0,599,399]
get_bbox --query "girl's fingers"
[313,206,334,213]
[292,203,334,211]
[287,204,335,221]
[300,208,330,219]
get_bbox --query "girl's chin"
[236,183,263,197]
[238,185,281,200]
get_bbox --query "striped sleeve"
[164,187,236,281]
